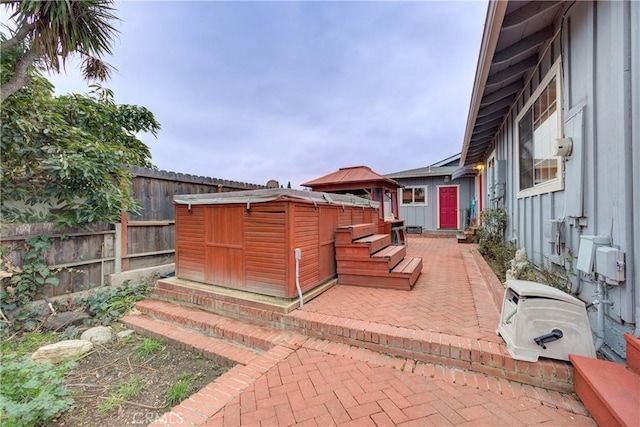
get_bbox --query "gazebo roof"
[301,166,402,191]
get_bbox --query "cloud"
[8,1,488,187]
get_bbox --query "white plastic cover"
[173,188,380,209]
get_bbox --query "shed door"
[438,186,458,229]
[205,206,244,287]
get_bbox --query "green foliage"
[537,256,577,293]
[1,1,119,101]
[1,236,60,318]
[83,280,151,326]
[0,331,58,357]
[165,372,199,406]
[97,375,146,414]
[477,208,514,281]
[1,73,160,227]
[0,355,75,426]
[133,338,163,361]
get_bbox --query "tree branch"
[0,21,36,51]
[0,47,38,103]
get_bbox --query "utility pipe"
[294,248,304,308]
[593,278,613,351]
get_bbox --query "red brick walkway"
[148,238,595,426]
[153,339,594,426]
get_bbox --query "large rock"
[32,340,94,364]
[80,326,114,345]
[43,311,90,332]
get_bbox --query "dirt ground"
[54,326,229,426]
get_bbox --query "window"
[400,187,427,205]
[517,61,563,196]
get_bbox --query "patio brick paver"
[147,237,595,425]
[190,344,594,427]
[300,238,503,343]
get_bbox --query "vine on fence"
[1,236,61,326]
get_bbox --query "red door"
[439,187,458,229]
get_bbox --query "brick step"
[625,333,640,375]
[570,354,640,427]
[121,313,261,367]
[132,299,293,351]
[335,223,378,244]
[145,277,574,393]
[335,234,391,256]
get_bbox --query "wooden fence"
[0,167,265,298]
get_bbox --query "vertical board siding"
[244,204,287,296]
[175,199,376,298]
[318,207,339,283]
[490,0,638,353]
[294,205,320,291]
[175,205,205,282]
[205,206,244,287]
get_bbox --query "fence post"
[114,223,122,274]
[120,211,129,271]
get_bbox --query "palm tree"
[0,0,119,102]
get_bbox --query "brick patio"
[125,238,595,426]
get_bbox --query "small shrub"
[477,208,515,281]
[83,280,151,325]
[0,355,75,426]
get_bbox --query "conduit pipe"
[593,278,613,351]
[294,248,304,308]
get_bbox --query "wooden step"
[335,234,392,258]
[625,333,640,375]
[351,234,392,253]
[337,256,422,290]
[337,273,414,290]
[570,354,640,427]
[371,245,406,269]
[335,223,378,244]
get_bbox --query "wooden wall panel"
[294,205,320,291]
[319,207,338,281]
[175,205,205,282]
[244,204,287,296]
[205,206,244,286]
[351,208,364,225]
[338,209,352,226]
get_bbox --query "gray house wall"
[486,1,639,357]
[396,176,475,231]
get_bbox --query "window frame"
[515,59,564,199]
[399,186,428,206]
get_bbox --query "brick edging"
[149,341,303,426]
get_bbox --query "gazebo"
[301,166,405,241]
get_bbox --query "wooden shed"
[174,189,379,298]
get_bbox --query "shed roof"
[459,0,564,167]
[385,153,461,179]
[301,166,402,189]
[174,188,380,209]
